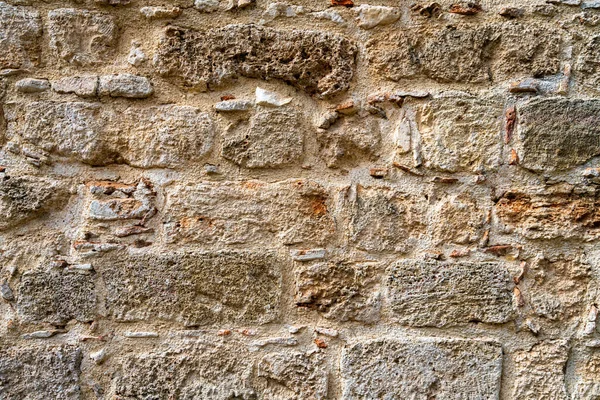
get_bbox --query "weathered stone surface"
[7,101,215,167]
[346,185,427,252]
[140,6,181,19]
[0,2,41,70]
[515,98,600,171]
[510,340,569,399]
[495,191,600,240]
[416,95,503,172]
[354,5,400,29]
[15,78,49,93]
[386,260,513,326]
[163,179,336,246]
[154,24,357,97]
[98,74,154,98]
[430,191,487,245]
[294,259,382,323]
[16,266,97,325]
[222,109,304,168]
[577,34,600,89]
[572,346,600,398]
[0,175,67,231]
[52,76,98,97]
[48,9,118,66]
[86,179,155,221]
[341,338,502,399]
[99,250,281,326]
[0,344,82,399]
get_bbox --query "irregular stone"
[516,98,600,171]
[583,0,600,8]
[48,8,118,66]
[290,248,326,261]
[16,265,97,325]
[215,99,254,111]
[0,344,82,399]
[312,9,345,24]
[0,175,67,231]
[430,191,487,245]
[511,341,569,399]
[52,76,98,97]
[98,74,153,98]
[163,179,336,246]
[222,109,304,168]
[416,95,503,172]
[140,6,182,19]
[295,259,382,323]
[99,250,281,326]
[124,331,159,338]
[255,87,291,107]
[354,5,400,29]
[256,352,328,399]
[0,2,41,70]
[87,179,155,221]
[346,185,427,252]
[15,78,49,93]
[386,260,514,326]
[195,0,220,12]
[154,24,357,97]
[318,115,381,167]
[127,42,146,66]
[495,191,600,240]
[341,338,502,399]
[262,2,306,20]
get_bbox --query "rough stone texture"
[515,98,600,171]
[0,2,41,70]
[341,338,502,399]
[386,260,514,326]
[99,249,281,326]
[154,24,358,97]
[0,344,82,399]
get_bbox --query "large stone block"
[48,8,118,66]
[0,344,82,399]
[0,2,42,70]
[16,266,97,325]
[163,179,336,247]
[99,249,281,326]
[495,191,600,240]
[415,95,503,173]
[222,109,304,168]
[515,98,600,171]
[154,24,357,97]
[341,337,502,399]
[386,260,513,326]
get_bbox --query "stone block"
[0,2,41,70]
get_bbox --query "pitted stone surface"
[0,2,41,70]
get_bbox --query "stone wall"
[0,0,600,398]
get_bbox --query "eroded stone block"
[99,249,281,326]
[154,24,357,97]
[386,260,513,326]
[341,338,502,399]
[0,2,41,70]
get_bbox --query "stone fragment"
[21,330,65,339]
[0,344,82,399]
[90,348,107,364]
[290,248,326,261]
[252,337,298,347]
[449,1,482,15]
[15,78,49,93]
[99,250,281,326]
[215,99,254,111]
[318,115,381,167]
[499,7,524,18]
[430,191,487,245]
[16,266,97,325]
[154,25,357,97]
[495,191,600,240]
[124,332,159,338]
[583,0,600,8]
[511,341,569,399]
[96,0,130,4]
[0,2,42,70]
[255,87,292,107]
[87,179,155,221]
[312,9,345,24]
[295,259,382,323]
[222,109,304,168]
[140,6,182,19]
[354,5,400,29]
[509,78,539,93]
[52,76,98,97]
[194,0,220,12]
[0,175,67,231]
[163,179,335,246]
[515,98,600,171]
[127,42,146,66]
[341,338,502,399]
[262,2,306,20]
[346,185,427,252]
[0,281,14,301]
[98,74,153,98]
[386,260,513,326]
[48,9,118,66]
[416,95,503,172]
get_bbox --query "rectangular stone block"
[386,260,513,326]
[0,344,82,399]
[0,2,41,70]
[495,191,600,240]
[163,179,336,247]
[515,98,600,171]
[154,24,357,97]
[341,337,502,399]
[16,266,97,325]
[98,249,281,326]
